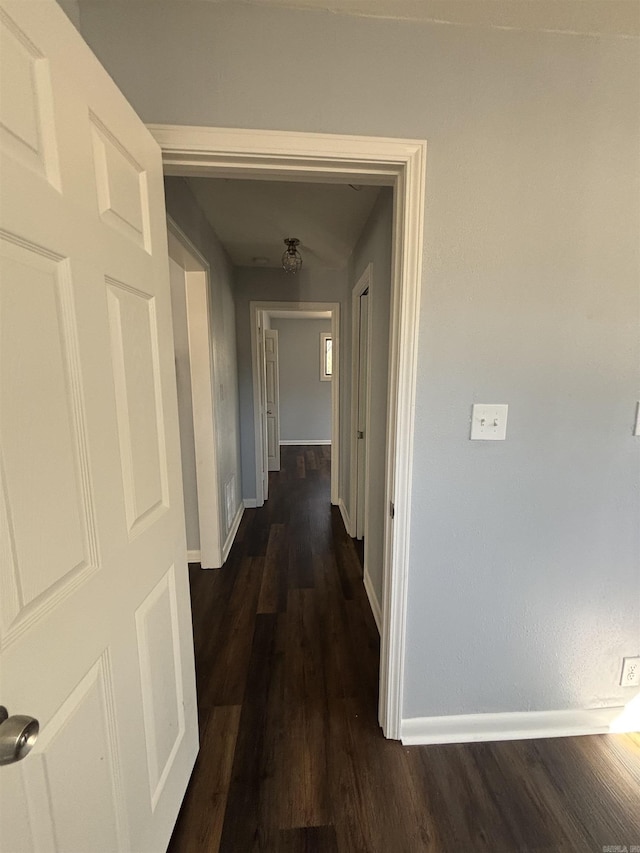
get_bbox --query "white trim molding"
[280,439,331,446]
[243,498,259,509]
[400,707,628,746]
[186,550,201,564]
[320,330,332,382]
[149,125,427,741]
[363,571,382,635]
[167,217,224,570]
[338,498,353,538]
[350,263,373,545]
[251,301,340,507]
[222,503,244,563]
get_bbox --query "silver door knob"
[0,706,39,765]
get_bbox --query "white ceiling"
[186,178,382,270]
[81,0,640,38]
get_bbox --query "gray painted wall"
[164,177,243,547]
[234,267,349,501]
[168,257,200,551]
[81,4,640,721]
[270,318,332,443]
[346,189,394,608]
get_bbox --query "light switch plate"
[470,404,509,440]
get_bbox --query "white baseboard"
[363,570,382,635]
[400,706,627,746]
[279,439,331,446]
[222,503,244,562]
[243,498,258,508]
[187,550,201,563]
[338,498,353,537]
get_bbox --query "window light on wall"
[320,332,332,381]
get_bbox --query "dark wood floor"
[169,445,640,853]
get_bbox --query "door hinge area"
[357,430,364,439]
[389,501,395,519]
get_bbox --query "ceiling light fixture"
[282,237,303,274]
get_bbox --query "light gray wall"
[346,189,394,607]
[81,3,640,721]
[168,257,200,551]
[234,267,349,501]
[270,318,332,443]
[164,177,243,547]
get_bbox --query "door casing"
[149,124,427,740]
[167,217,224,568]
[350,264,373,545]
[251,302,340,506]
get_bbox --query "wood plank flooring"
[169,445,640,853]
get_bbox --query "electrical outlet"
[620,657,640,687]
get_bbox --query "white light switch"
[470,404,509,440]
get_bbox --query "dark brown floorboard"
[169,445,640,853]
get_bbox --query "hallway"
[169,446,640,853]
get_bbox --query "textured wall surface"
[270,318,332,443]
[81,3,640,720]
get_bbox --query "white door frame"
[167,217,224,569]
[251,302,340,505]
[149,124,427,740]
[264,328,281,472]
[350,264,373,545]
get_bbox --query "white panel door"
[0,3,198,851]
[265,329,281,471]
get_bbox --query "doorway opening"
[152,125,426,740]
[250,302,341,506]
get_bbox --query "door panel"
[0,9,60,188]
[135,565,186,811]
[1,238,98,637]
[89,114,151,252]
[0,3,198,850]
[105,277,169,535]
[21,655,127,853]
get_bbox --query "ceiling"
[240,0,640,38]
[80,0,640,38]
[186,178,382,270]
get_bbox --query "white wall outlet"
[470,404,509,440]
[620,657,640,687]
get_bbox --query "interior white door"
[356,290,370,540]
[0,3,198,851]
[265,329,281,472]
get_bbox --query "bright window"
[320,332,332,381]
